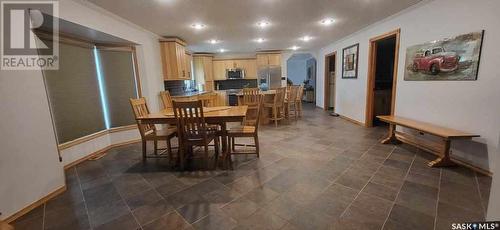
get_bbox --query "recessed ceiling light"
[218,48,226,53]
[319,18,336,26]
[290,46,300,51]
[300,36,312,42]
[256,20,270,28]
[208,39,219,44]
[255,38,266,43]
[191,23,206,30]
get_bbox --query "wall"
[0,69,65,220]
[0,0,164,219]
[316,0,500,218]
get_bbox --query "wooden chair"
[296,85,304,117]
[198,93,217,107]
[130,97,177,162]
[239,88,260,106]
[0,221,13,230]
[285,85,300,121]
[228,95,264,166]
[264,87,286,127]
[160,90,173,109]
[173,100,220,169]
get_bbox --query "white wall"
[0,0,165,219]
[0,69,65,219]
[316,0,500,218]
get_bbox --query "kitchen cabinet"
[256,53,281,66]
[213,60,226,80]
[185,53,193,79]
[242,59,257,79]
[193,55,215,90]
[160,38,191,80]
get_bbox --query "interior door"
[329,71,335,109]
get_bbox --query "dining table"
[135,105,248,169]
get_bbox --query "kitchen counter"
[171,91,211,97]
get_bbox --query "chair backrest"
[243,94,264,128]
[160,90,173,109]
[287,85,299,103]
[129,97,155,137]
[274,87,286,107]
[172,100,208,141]
[296,85,304,101]
[241,88,260,106]
[198,93,217,107]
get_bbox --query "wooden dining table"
[135,106,248,169]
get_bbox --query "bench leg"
[428,139,456,167]
[381,124,401,144]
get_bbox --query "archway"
[286,53,316,103]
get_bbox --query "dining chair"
[264,87,286,127]
[240,87,260,106]
[160,90,173,109]
[130,97,177,162]
[296,85,304,117]
[285,85,300,121]
[198,93,217,107]
[173,100,220,169]
[228,95,264,166]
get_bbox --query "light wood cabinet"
[185,53,192,79]
[242,59,257,79]
[256,53,281,66]
[160,38,191,80]
[213,60,226,80]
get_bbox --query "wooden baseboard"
[338,114,365,127]
[3,185,66,223]
[64,139,141,170]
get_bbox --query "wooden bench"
[377,115,479,168]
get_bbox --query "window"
[39,37,139,144]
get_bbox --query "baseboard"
[338,114,365,127]
[64,139,141,169]
[3,185,66,223]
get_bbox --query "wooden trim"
[193,53,215,57]
[131,46,143,97]
[213,57,257,61]
[63,139,141,170]
[339,114,365,127]
[256,50,282,54]
[324,51,336,111]
[159,37,187,46]
[58,125,138,150]
[365,28,401,127]
[4,185,66,223]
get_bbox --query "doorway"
[286,53,316,103]
[365,29,400,127]
[324,52,336,111]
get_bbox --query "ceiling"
[87,0,422,54]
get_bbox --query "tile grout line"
[380,150,417,230]
[433,166,443,230]
[337,143,396,220]
[74,166,94,230]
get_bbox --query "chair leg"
[141,140,147,160]
[231,137,235,151]
[273,107,278,127]
[204,143,210,169]
[166,137,173,167]
[214,138,220,169]
[153,139,158,155]
[254,134,260,158]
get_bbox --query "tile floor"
[13,105,491,230]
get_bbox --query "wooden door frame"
[365,28,400,127]
[323,51,336,110]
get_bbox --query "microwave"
[226,68,245,79]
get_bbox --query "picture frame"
[403,30,484,81]
[342,43,359,79]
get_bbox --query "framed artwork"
[342,43,359,79]
[404,30,484,81]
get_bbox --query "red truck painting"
[411,47,460,75]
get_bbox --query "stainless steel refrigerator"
[258,65,282,89]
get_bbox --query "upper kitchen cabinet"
[185,53,193,79]
[256,53,281,66]
[159,38,191,80]
[193,54,214,90]
[242,59,257,79]
[213,60,226,80]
